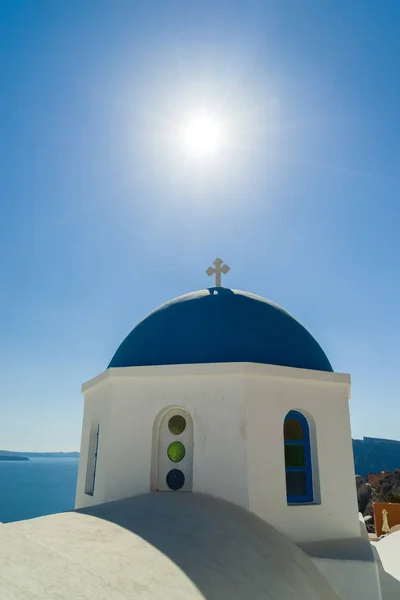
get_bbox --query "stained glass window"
[284,411,313,503]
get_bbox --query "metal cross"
[206,258,230,287]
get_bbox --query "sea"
[0,457,79,523]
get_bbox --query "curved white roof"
[1,493,339,600]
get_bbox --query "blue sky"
[1,1,399,451]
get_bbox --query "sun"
[181,113,224,157]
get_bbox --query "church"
[1,259,398,599]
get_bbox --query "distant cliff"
[0,450,79,458]
[353,437,400,477]
[0,455,29,461]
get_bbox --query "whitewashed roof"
[0,493,339,600]
[373,531,400,600]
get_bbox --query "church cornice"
[82,362,350,394]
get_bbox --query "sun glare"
[181,113,224,157]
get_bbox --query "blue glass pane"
[286,471,307,497]
[166,469,185,491]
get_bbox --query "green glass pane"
[167,441,186,463]
[285,444,305,467]
[168,415,186,435]
[284,418,303,441]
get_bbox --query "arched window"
[284,411,313,504]
[153,407,193,492]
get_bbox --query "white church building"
[1,259,398,599]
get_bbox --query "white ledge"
[82,362,350,393]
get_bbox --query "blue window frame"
[85,423,100,496]
[91,424,100,494]
[284,411,313,504]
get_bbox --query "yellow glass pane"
[284,418,303,441]
[168,415,186,435]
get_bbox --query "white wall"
[246,366,360,543]
[75,380,113,508]
[76,364,249,510]
[311,557,382,600]
[75,362,360,545]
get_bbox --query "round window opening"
[168,415,186,435]
[166,469,185,491]
[167,441,186,463]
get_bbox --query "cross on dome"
[206,258,230,287]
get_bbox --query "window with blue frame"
[284,411,313,504]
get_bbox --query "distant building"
[367,471,390,486]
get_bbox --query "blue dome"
[108,288,333,372]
